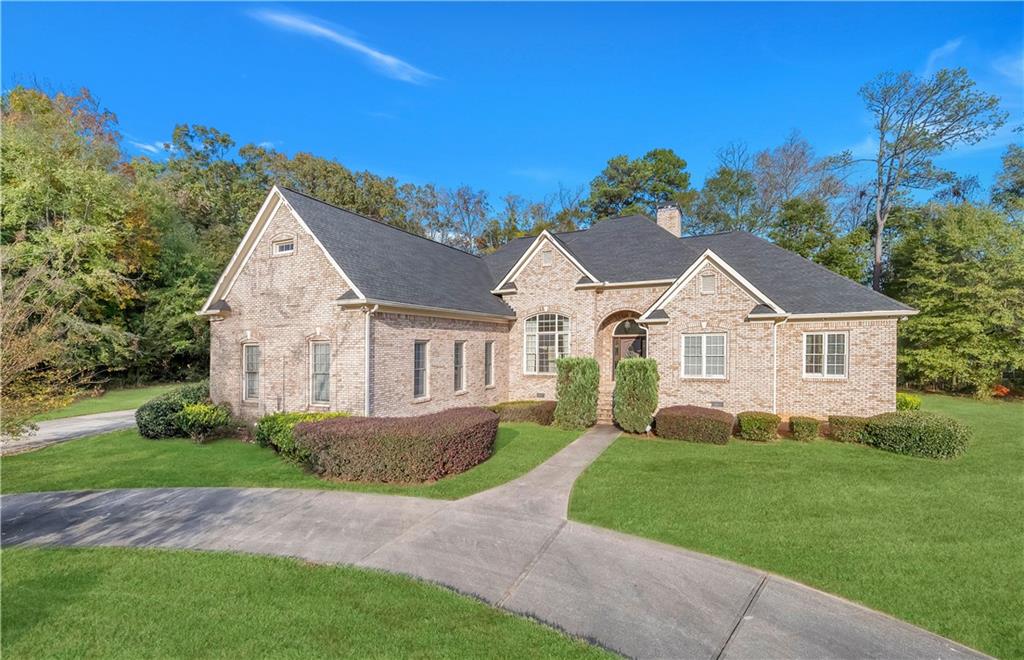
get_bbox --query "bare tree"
[856,68,1006,290]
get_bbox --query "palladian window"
[524,313,570,374]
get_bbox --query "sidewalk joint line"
[714,574,768,660]
[496,519,566,608]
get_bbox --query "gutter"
[363,304,378,416]
[771,317,788,415]
[339,297,515,322]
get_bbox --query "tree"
[689,144,765,234]
[586,148,697,221]
[769,198,870,281]
[886,203,1024,395]
[857,68,1007,290]
[991,143,1024,222]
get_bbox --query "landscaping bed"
[1,547,607,658]
[569,394,1022,658]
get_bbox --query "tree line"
[2,66,1021,433]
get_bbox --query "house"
[199,186,916,422]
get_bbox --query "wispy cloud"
[992,52,1024,86]
[250,10,435,85]
[128,140,167,155]
[510,167,570,183]
[924,37,963,76]
[257,141,278,149]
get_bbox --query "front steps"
[597,383,614,424]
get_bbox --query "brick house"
[200,186,916,422]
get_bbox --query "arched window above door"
[613,319,646,336]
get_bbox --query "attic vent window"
[700,273,716,294]
[273,239,295,256]
[542,250,553,266]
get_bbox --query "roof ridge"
[277,185,483,260]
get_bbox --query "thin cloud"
[250,10,435,85]
[992,52,1024,86]
[510,167,570,183]
[128,140,166,155]
[924,37,963,76]
[257,141,278,149]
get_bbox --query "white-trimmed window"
[454,341,466,392]
[484,341,494,387]
[804,332,847,378]
[243,344,260,401]
[524,313,570,374]
[272,239,295,256]
[542,250,553,267]
[413,341,429,399]
[681,333,726,378]
[310,341,331,404]
[700,273,716,294]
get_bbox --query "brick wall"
[370,312,509,416]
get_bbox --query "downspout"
[771,318,788,415]
[363,305,378,417]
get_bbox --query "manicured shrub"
[828,415,870,443]
[896,392,922,411]
[737,411,781,441]
[254,411,351,461]
[788,416,821,442]
[654,405,734,444]
[136,381,210,439]
[176,403,232,443]
[488,400,556,425]
[864,411,970,459]
[554,357,599,430]
[296,407,498,483]
[612,358,659,433]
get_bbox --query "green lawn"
[1,423,580,499]
[32,383,190,421]
[569,394,1023,658]
[1,547,607,658]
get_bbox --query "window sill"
[681,376,727,381]
[454,390,468,397]
[802,375,848,381]
[485,385,496,390]
[241,400,259,406]
[523,372,557,377]
[309,403,331,408]
[412,396,432,404]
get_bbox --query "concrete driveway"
[1,425,983,659]
[0,410,137,456]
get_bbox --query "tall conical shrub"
[613,358,659,433]
[554,357,599,429]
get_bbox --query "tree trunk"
[872,209,885,291]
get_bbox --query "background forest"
[2,66,1022,433]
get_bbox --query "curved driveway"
[1,426,983,659]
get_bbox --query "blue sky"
[3,2,1022,202]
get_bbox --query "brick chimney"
[656,204,681,237]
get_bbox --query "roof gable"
[491,230,599,291]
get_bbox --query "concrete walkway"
[1,425,982,659]
[0,410,137,456]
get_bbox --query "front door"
[612,335,646,380]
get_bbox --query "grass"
[569,394,1024,658]
[1,547,608,658]
[32,383,191,421]
[1,423,580,499]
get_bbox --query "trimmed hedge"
[655,405,734,444]
[737,411,781,441]
[136,381,210,439]
[295,407,498,483]
[828,415,870,443]
[864,411,970,459]
[176,403,232,443]
[489,400,556,426]
[896,392,922,411]
[254,411,350,461]
[613,358,659,433]
[554,357,599,430]
[789,416,821,442]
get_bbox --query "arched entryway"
[611,319,647,380]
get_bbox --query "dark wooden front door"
[612,336,646,380]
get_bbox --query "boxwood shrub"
[737,411,781,441]
[254,411,350,461]
[828,415,870,443]
[654,405,734,444]
[554,357,599,430]
[489,400,556,425]
[896,392,922,411]
[135,381,210,439]
[613,358,659,433]
[295,407,498,483]
[176,403,232,443]
[864,411,970,459]
[788,416,821,442]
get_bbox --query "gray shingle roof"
[679,231,914,315]
[279,188,514,317]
